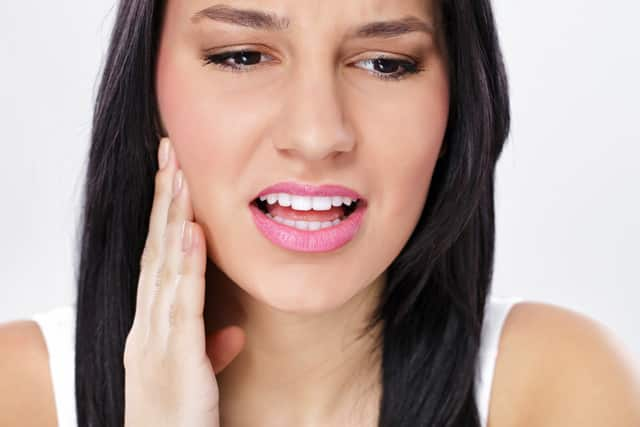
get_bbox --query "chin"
[241,271,371,315]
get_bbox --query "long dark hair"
[74,0,510,425]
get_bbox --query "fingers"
[135,137,177,330]
[167,221,209,356]
[149,172,202,349]
[168,168,194,228]
[135,137,206,348]
[172,221,207,322]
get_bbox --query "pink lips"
[254,182,363,201]
[249,182,367,253]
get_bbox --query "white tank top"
[30,294,523,427]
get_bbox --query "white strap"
[474,295,524,427]
[31,305,77,427]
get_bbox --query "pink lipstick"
[249,182,367,253]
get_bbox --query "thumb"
[206,325,246,374]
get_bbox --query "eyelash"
[201,50,425,81]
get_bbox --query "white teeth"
[291,195,312,211]
[308,221,322,231]
[294,220,309,230]
[266,194,278,205]
[277,193,291,207]
[265,213,344,230]
[311,197,332,211]
[259,193,358,211]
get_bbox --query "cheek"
[349,80,448,284]
[369,90,449,227]
[157,54,239,165]
[157,47,223,164]
[156,37,277,155]
[156,49,263,221]
[156,72,227,220]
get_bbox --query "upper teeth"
[258,193,357,211]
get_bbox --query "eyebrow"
[191,4,434,38]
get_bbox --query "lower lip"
[249,202,367,253]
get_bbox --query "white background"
[0,1,638,359]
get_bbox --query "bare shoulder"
[488,301,640,427]
[0,319,57,427]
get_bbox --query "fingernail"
[182,221,193,252]
[158,138,170,170]
[173,170,183,197]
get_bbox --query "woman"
[1,0,638,426]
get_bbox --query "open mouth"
[252,197,360,221]
[248,193,368,251]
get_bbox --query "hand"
[123,137,245,426]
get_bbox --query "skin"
[0,0,639,426]
[155,0,448,425]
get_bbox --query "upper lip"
[253,181,364,202]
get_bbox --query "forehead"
[165,0,438,33]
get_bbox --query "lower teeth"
[265,213,343,230]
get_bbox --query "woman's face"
[156,0,449,313]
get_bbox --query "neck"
[203,260,384,426]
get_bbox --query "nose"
[272,64,356,162]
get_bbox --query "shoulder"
[0,319,58,426]
[488,301,640,427]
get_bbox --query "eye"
[202,50,275,73]
[202,49,425,81]
[355,56,425,81]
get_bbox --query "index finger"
[135,137,179,326]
